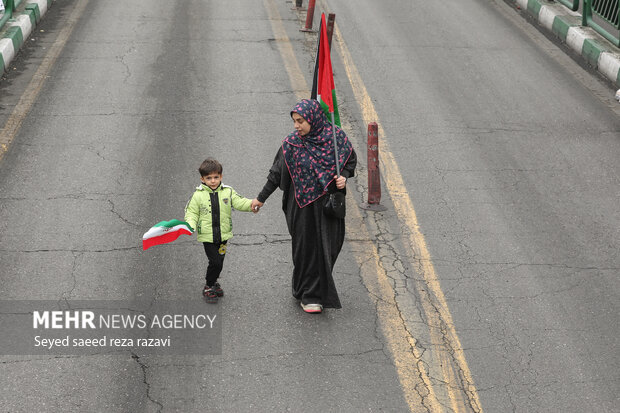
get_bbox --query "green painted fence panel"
[592,0,619,27]
[558,0,580,11]
[583,0,620,46]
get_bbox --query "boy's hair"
[199,158,223,176]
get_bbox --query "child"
[185,158,259,303]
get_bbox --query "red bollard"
[326,13,335,50]
[300,0,316,32]
[367,123,381,204]
[362,122,386,211]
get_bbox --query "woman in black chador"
[253,99,357,313]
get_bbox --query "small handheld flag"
[142,219,194,250]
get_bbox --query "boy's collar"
[198,183,221,192]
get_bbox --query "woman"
[253,99,357,313]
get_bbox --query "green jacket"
[184,183,253,244]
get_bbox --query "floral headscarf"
[282,99,353,208]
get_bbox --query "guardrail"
[583,0,620,46]
[1,0,27,30]
[1,0,14,31]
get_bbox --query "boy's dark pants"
[203,241,227,287]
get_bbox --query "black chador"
[257,99,357,308]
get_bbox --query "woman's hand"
[335,175,347,190]
[251,199,264,213]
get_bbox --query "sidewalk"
[0,0,51,74]
[515,0,620,89]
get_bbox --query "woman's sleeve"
[341,147,357,179]
[257,147,284,203]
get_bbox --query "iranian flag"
[311,13,340,127]
[142,219,193,250]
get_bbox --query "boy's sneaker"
[214,282,224,297]
[202,285,218,303]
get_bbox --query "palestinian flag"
[142,219,193,250]
[311,13,340,127]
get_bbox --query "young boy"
[185,158,258,303]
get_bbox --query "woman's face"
[292,112,311,136]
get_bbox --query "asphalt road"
[0,0,619,412]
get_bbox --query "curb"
[0,0,51,74]
[516,0,620,87]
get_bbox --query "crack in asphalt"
[0,234,295,254]
[131,352,163,412]
[91,143,124,169]
[116,45,135,84]
[106,199,141,228]
[349,205,444,411]
[351,167,485,411]
[0,247,141,253]
[0,355,84,364]
[59,251,82,301]
[28,110,206,117]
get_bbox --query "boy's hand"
[251,199,264,213]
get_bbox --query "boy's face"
[201,172,222,190]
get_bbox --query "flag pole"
[330,111,340,177]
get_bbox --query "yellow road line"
[339,115,443,413]
[264,0,309,99]
[264,0,443,411]
[330,17,483,413]
[0,0,90,163]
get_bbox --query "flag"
[142,219,193,250]
[311,13,340,127]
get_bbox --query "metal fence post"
[582,0,590,26]
[0,0,14,28]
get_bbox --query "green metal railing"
[0,0,15,31]
[583,0,620,46]
[558,0,580,11]
[1,0,26,31]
